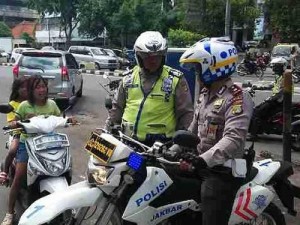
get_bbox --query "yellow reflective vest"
[122,65,182,142]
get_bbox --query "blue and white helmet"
[180,37,238,85]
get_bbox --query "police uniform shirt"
[106,67,194,130]
[189,78,254,168]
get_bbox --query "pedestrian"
[179,37,254,225]
[0,77,28,186]
[1,75,61,225]
[106,31,194,146]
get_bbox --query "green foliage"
[78,0,179,46]
[168,29,205,47]
[265,0,300,42]
[20,32,34,44]
[0,22,11,37]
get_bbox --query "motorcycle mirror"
[0,104,14,114]
[105,97,113,110]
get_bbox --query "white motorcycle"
[18,128,300,225]
[0,104,73,224]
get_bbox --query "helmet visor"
[180,62,201,73]
[138,51,165,59]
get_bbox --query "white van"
[68,46,119,70]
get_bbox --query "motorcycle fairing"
[39,176,69,193]
[123,200,199,225]
[123,167,173,218]
[18,181,103,225]
[228,185,274,224]
[252,159,280,185]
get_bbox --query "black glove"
[180,153,207,172]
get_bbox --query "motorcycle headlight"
[87,166,113,185]
[36,151,68,176]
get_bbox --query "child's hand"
[67,117,79,125]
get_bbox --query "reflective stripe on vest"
[122,65,181,141]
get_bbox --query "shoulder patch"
[229,84,242,97]
[169,68,183,78]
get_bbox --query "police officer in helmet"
[248,57,290,140]
[179,38,254,225]
[106,31,194,146]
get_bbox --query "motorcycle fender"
[291,119,300,126]
[228,185,274,225]
[18,181,104,225]
[39,177,69,193]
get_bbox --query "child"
[2,75,61,225]
[0,77,28,186]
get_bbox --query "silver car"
[68,46,119,70]
[13,50,83,105]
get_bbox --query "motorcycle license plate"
[85,132,116,163]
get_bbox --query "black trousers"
[200,167,244,225]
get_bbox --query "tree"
[20,32,35,44]
[265,0,300,42]
[179,0,259,37]
[168,28,205,47]
[28,0,80,49]
[77,0,178,47]
[0,21,11,37]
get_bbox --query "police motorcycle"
[17,126,300,225]
[0,102,75,224]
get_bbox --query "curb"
[79,69,124,76]
[0,63,13,66]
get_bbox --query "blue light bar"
[127,152,144,171]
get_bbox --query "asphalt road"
[0,66,299,224]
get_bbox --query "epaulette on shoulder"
[169,68,183,78]
[229,84,243,96]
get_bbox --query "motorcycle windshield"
[19,116,68,134]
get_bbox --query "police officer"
[106,31,194,146]
[248,57,290,140]
[179,38,254,225]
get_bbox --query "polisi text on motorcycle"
[135,180,168,207]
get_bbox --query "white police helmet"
[270,57,288,74]
[134,31,167,68]
[179,37,238,85]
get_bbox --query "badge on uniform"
[232,104,243,115]
[207,123,218,140]
[213,98,224,109]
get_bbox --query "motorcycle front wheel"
[255,67,264,80]
[245,203,286,225]
[236,64,248,76]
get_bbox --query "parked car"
[10,47,35,63]
[41,46,56,51]
[0,48,9,63]
[12,50,83,106]
[242,40,258,51]
[124,49,136,67]
[103,48,130,69]
[68,46,119,71]
[271,43,300,68]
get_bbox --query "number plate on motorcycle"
[85,132,116,163]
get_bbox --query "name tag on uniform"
[207,123,218,140]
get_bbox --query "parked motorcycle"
[248,88,300,151]
[236,59,264,79]
[0,104,74,224]
[292,67,300,84]
[18,128,300,225]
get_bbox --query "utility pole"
[225,0,231,37]
[283,70,293,162]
